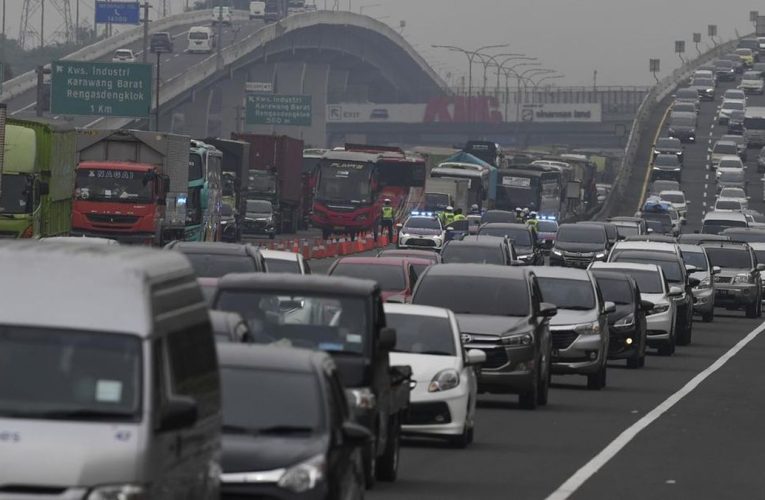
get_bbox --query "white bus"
[187,26,215,53]
[744,106,765,147]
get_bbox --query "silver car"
[532,267,612,390]
[590,262,682,356]
[679,244,719,322]
[702,241,764,317]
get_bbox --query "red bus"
[311,145,426,240]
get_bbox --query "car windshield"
[719,171,744,182]
[481,211,516,223]
[714,143,738,154]
[682,251,709,271]
[722,102,745,111]
[479,226,531,245]
[594,277,633,305]
[75,168,152,203]
[215,291,367,353]
[717,200,742,210]
[611,252,683,282]
[386,313,456,356]
[660,193,684,204]
[694,79,714,86]
[114,50,132,57]
[189,31,209,40]
[672,103,695,113]
[557,224,606,244]
[247,200,272,214]
[655,156,679,166]
[724,231,765,243]
[222,367,323,435]
[720,188,746,198]
[676,90,697,99]
[670,116,695,126]
[614,223,639,237]
[606,268,664,294]
[537,221,558,232]
[414,275,529,316]
[183,253,257,278]
[404,217,441,230]
[265,258,301,274]
[330,263,406,291]
[0,326,141,421]
[724,89,744,98]
[537,277,595,310]
[704,247,753,269]
[656,139,680,149]
[441,245,504,264]
[718,159,742,169]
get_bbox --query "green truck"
[0,118,77,238]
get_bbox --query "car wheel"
[362,441,376,489]
[676,317,692,346]
[449,424,471,449]
[587,363,606,390]
[627,350,641,369]
[518,371,538,410]
[702,309,714,322]
[638,354,646,368]
[376,416,399,482]
[746,300,759,318]
[536,355,550,406]
[658,330,676,356]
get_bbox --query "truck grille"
[86,213,140,224]
[405,402,452,425]
[552,330,578,350]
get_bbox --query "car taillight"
[19,226,34,238]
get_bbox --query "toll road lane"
[367,314,764,500]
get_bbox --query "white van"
[212,6,232,25]
[249,0,265,19]
[0,242,221,499]
[188,26,215,53]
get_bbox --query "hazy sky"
[5,0,760,86]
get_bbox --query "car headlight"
[87,485,146,500]
[502,332,533,346]
[552,248,563,256]
[574,321,601,335]
[518,254,532,260]
[429,369,460,392]
[733,273,754,284]
[614,314,635,328]
[595,252,607,260]
[696,277,712,289]
[649,303,670,315]
[399,232,410,239]
[347,387,376,410]
[277,454,325,493]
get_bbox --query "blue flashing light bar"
[411,211,435,217]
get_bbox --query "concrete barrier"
[0,10,249,104]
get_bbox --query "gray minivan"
[0,241,221,499]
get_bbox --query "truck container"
[72,129,190,245]
[0,117,77,238]
[231,133,304,234]
[424,177,469,213]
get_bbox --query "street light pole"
[142,2,151,63]
[474,52,525,95]
[155,51,161,131]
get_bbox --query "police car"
[397,212,446,250]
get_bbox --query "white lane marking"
[702,201,707,207]
[705,173,709,180]
[704,184,708,190]
[545,320,765,500]
[84,117,105,128]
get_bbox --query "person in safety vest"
[381,198,395,240]
[515,207,524,223]
[453,208,467,222]
[526,211,539,231]
[443,206,455,226]
[469,204,481,215]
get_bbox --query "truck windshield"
[0,326,141,421]
[189,154,204,181]
[425,193,450,211]
[0,174,33,214]
[316,162,371,203]
[215,291,367,354]
[75,169,152,203]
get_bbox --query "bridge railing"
[595,37,741,220]
[0,10,248,104]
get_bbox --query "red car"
[327,256,432,302]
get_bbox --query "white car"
[385,303,485,447]
[397,212,445,251]
[709,140,739,168]
[718,100,745,124]
[111,49,136,63]
[723,88,747,104]
[714,197,744,212]
[718,187,749,209]
[212,6,232,25]
[740,71,765,95]
[589,262,680,356]
[659,190,689,222]
[260,248,310,274]
[715,155,745,179]
[249,0,265,19]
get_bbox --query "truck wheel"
[376,415,399,482]
[362,441,376,489]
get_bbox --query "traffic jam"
[3,23,765,500]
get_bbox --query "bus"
[744,106,765,147]
[311,145,426,240]
[496,166,564,219]
[189,140,223,242]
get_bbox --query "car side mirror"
[158,396,198,432]
[669,286,684,297]
[539,302,557,318]
[379,327,397,351]
[647,228,654,234]
[641,299,655,312]
[446,226,454,231]
[385,295,406,304]
[604,301,616,314]
[465,349,486,366]
[757,263,765,272]
[712,266,721,275]
[396,223,403,229]
[688,277,701,288]
[341,421,373,447]
[510,259,527,266]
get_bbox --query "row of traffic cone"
[250,230,397,261]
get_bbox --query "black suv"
[150,32,174,53]
[652,154,682,182]
[652,137,684,164]
[441,237,514,265]
[478,223,544,265]
[163,241,266,278]
[412,264,557,409]
[550,223,609,268]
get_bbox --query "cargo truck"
[0,117,77,238]
[205,137,250,241]
[231,133,304,234]
[424,177,469,213]
[72,129,190,245]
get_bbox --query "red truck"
[231,133,304,234]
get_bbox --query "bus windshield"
[316,162,372,203]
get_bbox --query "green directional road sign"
[51,60,152,117]
[246,94,312,126]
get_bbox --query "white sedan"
[385,303,485,448]
[111,49,136,63]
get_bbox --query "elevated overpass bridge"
[3,9,642,149]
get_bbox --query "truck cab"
[211,273,411,487]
